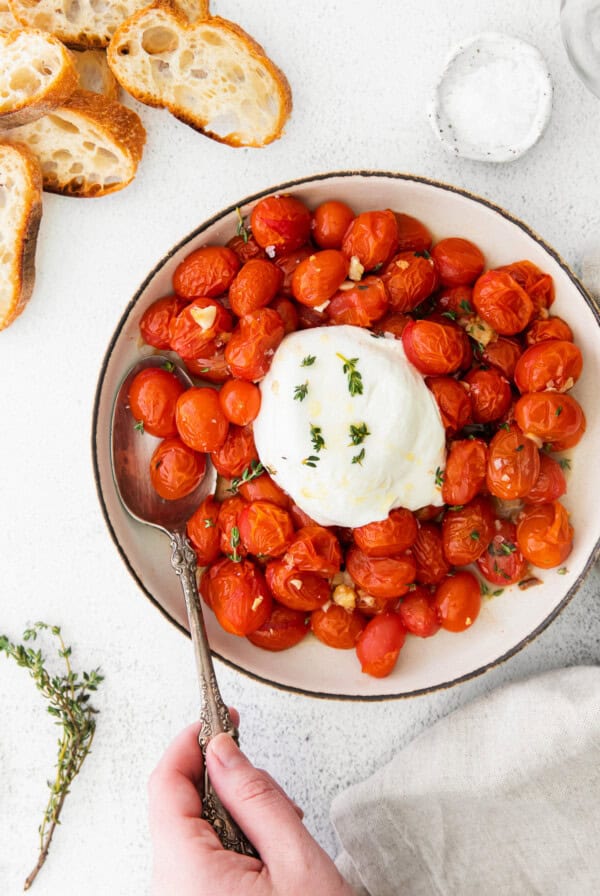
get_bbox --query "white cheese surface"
[253,325,446,527]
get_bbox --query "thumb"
[206,733,316,877]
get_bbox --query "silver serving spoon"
[110,354,258,857]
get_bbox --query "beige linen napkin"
[332,666,600,896]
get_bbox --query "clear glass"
[561,0,600,97]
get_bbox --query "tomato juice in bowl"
[92,171,600,699]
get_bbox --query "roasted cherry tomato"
[270,296,299,334]
[139,295,187,349]
[128,367,184,438]
[462,367,512,423]
[393,212,432,253]
[426,376,472,435]
[247,604,309,651]
[328,276,388,327]
[219,379,261,426]
[265,561,330,611]
[516,501,573,568]
[168,298,233,360]
[381,251,439,312]
[345,547,416,598]
[217,495,248,559]
[481,337,522,380]
[378,311,411,338]
[210,424,257,479]
[341,209,399,270]
[412,523,450,585]
[485,423,540,499]
[525,453,567,504]
[402,319,470,375]
[498,260,554,313]
[526,316,573,346]
[310,604,367,649]
[284,525,342,576]
[186,494,221,566]
[238,472,289,509]
[226,233,265,265]
[441,438,488,506]
[206,557,272,635]
[353,591,398,616]
[173,246,240,299]
[238,500,294,558]
[250,195,311,255]
[185,346,230,383]
[431,237,485,287]
[442,498,495,566]
[291,250,349,307]
[513,340,583,394]
[273,246,313,295]
[312,200,355,249]
[228,259,283,317]
[473,270,534,335]
[149,437,206,501]
[477,519,528,586]
[353,508,418,557]
[289,502,318,529]
[356,612,407,677]
[295,303,329,330]
[175,387,229,452]
[398,586,440,638]
[225,308,285,381]
[514,392,586,450]
[433,571,481,632]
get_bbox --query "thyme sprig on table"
[0,623,103,891]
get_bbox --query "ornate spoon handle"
[170,530,259,858]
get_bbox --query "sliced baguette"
[107,3,292,147]
[0,2,19,31]
[70,49,120,100]
[0,142,42,331]
[2,89,146,197]
[0,28,79,127]
[8,0,209,49]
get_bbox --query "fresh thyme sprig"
[0,623,103,891]
[310,424,325,453]
[302,455,320,468]
[435,466,444,487]
[348,422,370,446]
[228,460,264,494]
[336,353,363,396]
[228,526,242,562]
[351,448,366,466]
[294,382,309,402]
[134,420,144,433]
[235,207,250,243]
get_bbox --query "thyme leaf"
[348,422,370,446]
[294,382,309,402]
[301,355,316,367]
[228,460,265,494]
[336,353,363,396]
[310,424,326,453]
[235,207,250,243]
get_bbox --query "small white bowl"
[430,32,553,163]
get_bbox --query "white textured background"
[1,1,600,894]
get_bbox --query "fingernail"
[209,733,245,768]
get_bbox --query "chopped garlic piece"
[332,584,357,609]
[461,315,496,346]
[348,255,365,281]
[190,304,217,330]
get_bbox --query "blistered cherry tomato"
[516,501,573,568]
[402,319,470,375]
[426,376,472,435]
[481,337,522,380]
[526,316,573,346]
[341,209,399,270]
[186,494,221,566]
[485,423,540,499]
[149,437,206,501]
[477,519,528,586]
[247,605,309,651]
[128,367,184,438]
[398,586,440,638]
[514,392,586,450]
[238,500,294,558]
[442,438,488,506]
[378,311,411,338]
[217,495,247,559]
[312,200,355,249]
[412,523,450,585]
[328,276,388,327]
[175,387,229,452]
[295,303,329,330]
[513,340,583,394]
[353,508,418,557]
[436,285,474,316]
[140,295,187,349]
[185,346,230,383]
[210,425,257,479]
[238,472,289,509]
[442,498,495,566]
[207,557,272,635]
[381,251,439,312]
[226,233,265,264]
[431,237,485,287]
[228,259,283,317]
[289,502,318,529]
[265,561,330,611]
[525,453,567,504]
[463,367,512,423]
[269,297,298,335]
[473,270,534,335]
[354,591,397,616]
[173,246,240,299]
[346,547,416,599]
[284,525,342,576]
[273,246,312,295]
[310,604,366,649]
[225,308,285,381]
[250,195,311,254]
[356,612,407,677]
[498,260,554,312]
[219,379,261,426]
[291,250,349,307]
[169,298,233,360]
[393,212,432,253]
[433,571,481,632]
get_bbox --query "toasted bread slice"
[8,0,209,49]
[107,3,292,147]
[0,142,42,331]
[0,28,79,127]
[70,49,120,100]
[0,2,18,31]
[2,89,146,197]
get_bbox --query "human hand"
[148,715,355,896]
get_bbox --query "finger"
[259,769,304,819]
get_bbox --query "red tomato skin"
[207,557,273,636]
[513,340,583,394]
[185,344,230,383]
[186,494,221,566]
[149,438,206,501]
[219,379,261,426]
[238,500,295,558]
[284,525,342,577]
[477,519,528,586]
[356,612,407,677]
[435,284,474,316]
[498,260,554,312]
[378,311,411,339]
[473,270,534,335]
[514,393,586,449]
[250,195,311,254]
[412,523,451,585]
[402,319,470,375]
[381,251,439,312]
[226,233,265,265]
[168,298,233,360]
[345,547,416,599]
[525,453,567,504]
[273,247,313,295]
[270,296,299,334]
[398,587,441,638]
[516,501,573,569]
[431,237,485,287]
[289,503,318,529]
[312,200,355,249]
[173,246,240,299]
[128,368,184,438]
[442,498,495,566]
[310,604,367,649]
[328,276,388,327]
[526,317,573,346]
[265,561,330,611]
[433,571,482,633]
[486,424,541,500]
[247,605,309,651]
[291,250,349,307]
[442,438,488,506]
[393,212,432,253]
[426,376,473,435]
[462,367,512,423]
[228,259,284,317]
[238,472,289,509]
[140,295,187,349]
[175,387,229,453]
[225,308,285,381]
[210,425,257,479]
[353,508,418,557]
[217,495,248,559]
[481,337,523,380]
[341,209,399,270]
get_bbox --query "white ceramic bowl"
[92,171,600,699]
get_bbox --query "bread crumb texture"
[0,1,19,31]
[70,48,120,99]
